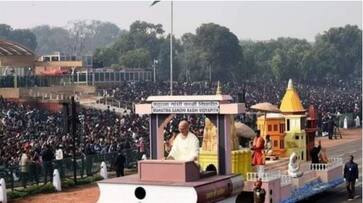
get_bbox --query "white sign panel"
[151,101,219,114]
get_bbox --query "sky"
[0,1,361,41]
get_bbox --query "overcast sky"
[1,1,361,41]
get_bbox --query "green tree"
[194,23,243,82]
[93,48,119,67]
[110,21,166,69]
[157,35,183,81]
[313,25,362,80]
[120,48,151,69]
[0,24,37,51]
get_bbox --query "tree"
[9,29,37,51]
[194,23,243,82]
[120,48,151,69]
[109,21,166,69]
[32,21,122,56]
[93,48,119,67]
[32,25,71,55]
[313,25,362,80]
[0,24,12,37]
[157,35,183,81]
[0,24,37,51]
[67,20,122,56]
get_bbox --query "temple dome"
[279,79,305,113]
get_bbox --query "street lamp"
[153,59,158,82]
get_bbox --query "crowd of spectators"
[100,79,361,117]
[0,96,149,173]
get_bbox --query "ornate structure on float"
[280,79,307,161]
[256,113,285,156]
[199,81,252,177]
[305,105,318,160]
[256,79,317,161]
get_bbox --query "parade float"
[96,79,344,203]
[97,88,246,203]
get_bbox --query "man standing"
[327,115,335,140]
[251,130,265,166]
[344,155,359,200]
[41,144,54,184]
[136,137,145,160]
[19,148,30,188]
[114,151,125,177]
[167,120,199,162]
[55,145,64,178]
[310,140,321,164]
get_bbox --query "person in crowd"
[29,148,40,185]
[327,115,336,140]
[55,145,64,178]
[41,144,54,184]
[114,150,126,177]
[19,148,30,188]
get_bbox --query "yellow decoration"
[199,149,252,178]
[216,81,222,95]
[280,79,305,113]
[201,118,218,151]
[280,79,307,161]
[199,116,253,177]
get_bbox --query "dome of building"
[279,79,305,114]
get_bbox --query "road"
[300,128,362,203]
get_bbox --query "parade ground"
[11,128,362,203]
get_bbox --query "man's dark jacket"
[344,161,359,181]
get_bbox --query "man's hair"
[350,155,354,161]
[255,129,261,135]
[179,120,189,126]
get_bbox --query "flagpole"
[170,0,173,95]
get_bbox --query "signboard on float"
[151,101,220,114]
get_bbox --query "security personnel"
[344,155,359,200]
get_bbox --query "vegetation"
[94,22,361,82]
[7,183,56,200]
[0,21,360,82]
[0,24,37,51]
[31,20,124,55]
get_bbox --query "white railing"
[310,156,343,171]
[246,170,281,181]
[280,175,292,186]
[328,157,343,165]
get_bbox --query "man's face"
[178,122,189,136]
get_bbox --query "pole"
[153,62,156,83]
[170,0,173,95]
[71,96,77,184]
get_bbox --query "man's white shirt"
[168,132,199,162]
[55,149,63,160]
